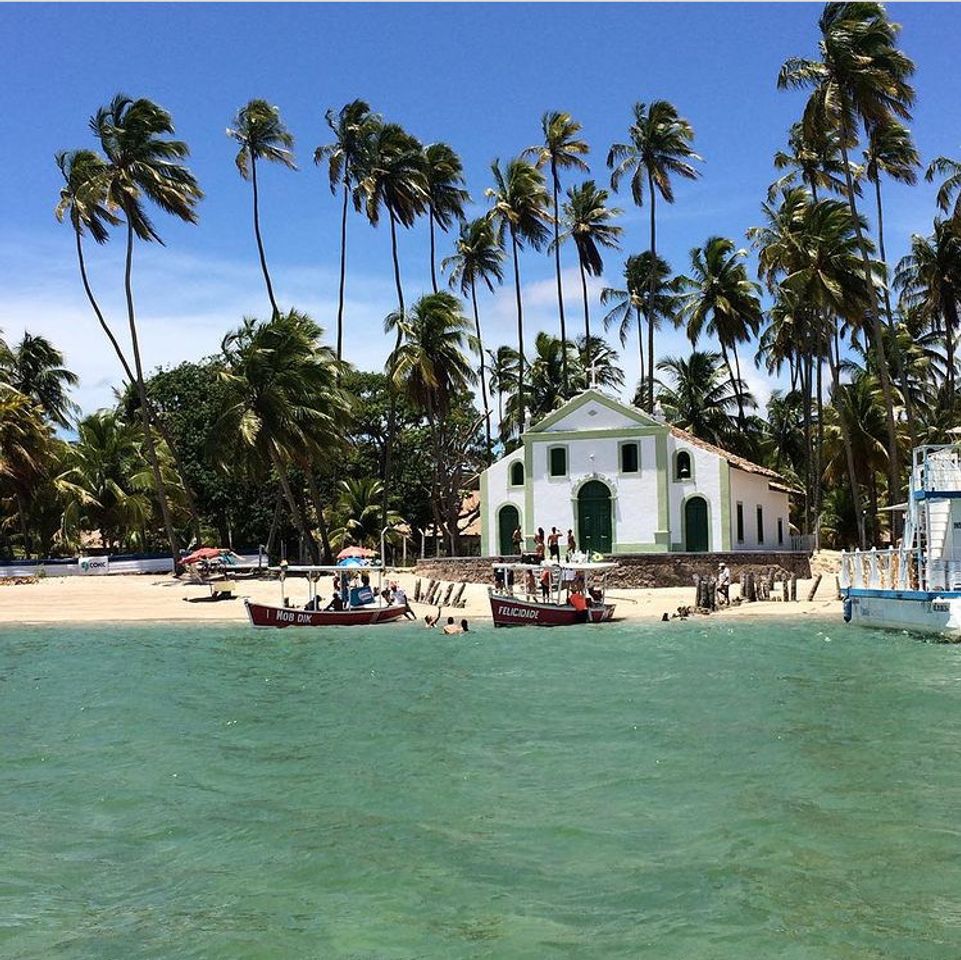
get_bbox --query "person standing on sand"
[717,562,731,605]
[534,528,546,561]
[512,526,523,554]
[548,527,560,562]
[566,529,576,561]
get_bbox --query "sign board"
[78,556,110,575]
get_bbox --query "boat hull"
[245,600,411,629]
[844,588,961,639]
[490,595,615,627]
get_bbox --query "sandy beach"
[0,565,841,626]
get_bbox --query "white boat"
[841,444,961,639]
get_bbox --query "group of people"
[303,573,408,612]
[512,525,577,562]
[424,612,470,635]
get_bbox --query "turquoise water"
[3,619,961,959]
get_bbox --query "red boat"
[245,563,414,629]
[245,599,410,629]
[489,560,618,628]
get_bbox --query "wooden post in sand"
[413,578,422,602]
[790,575,798,601]
[807,574,822,602]
[745,572,756,602]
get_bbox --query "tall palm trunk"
[873,174,918,450]
[827,336,867,549]
[718,342,740,420]
[636,305,645,395]
[382,207,406,536]
[647,169,657,413]
[945,296,959,396]
[551,161,568,393]
[270,450,319,563]
[579,257,591,367]
[16,492,32,559]
[251,155,280,317]
[815,328,825,550]
[429,209,438,294]
[510,226,526,431]
[335,175,350,360]
[802,354,813,535]
[123,218,180,566]
[470,279,492,455]
[305,473,334,563]
[838,125,900,520]
[75,227,203,544]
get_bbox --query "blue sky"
[2,2,959,414]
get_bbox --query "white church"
[480,389,794,557]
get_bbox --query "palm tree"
[486,345,520,439]
[574,335,624,392]
[601,252,677,393]
[422,142,469,293]
[524,111,590,391]
[54,150,126,372]
[557,180,623,367]
[926,150,961,227]
[54,147,204,543]
[677,236,763,423]
[386,292,477,553]
[441,216,505,454]
[355,121,427,527]
[823,369,894,547]
[750,189,879,539]
[0,384,53,558]
[863,119,919,279]
[608,100,701,411]
[330,477,404,548]
[503,332,579,431]
[769,120,851,200]
[59,410,179,552]
[227,99,296,317]
[314,100,380,360]
[779,1,916,509]
[486,158,551,432]
[655,351,747,448]
[356,121,426,321]
[0,332,78,427]
[215,310,351,563]
[92,94,203,565]
[894,222,961,395]
[862,118,920,445]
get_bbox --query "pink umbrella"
[336,546,377,560]
[182,547,224,565]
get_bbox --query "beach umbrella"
[182,547,224,565]
[336,546,377,560]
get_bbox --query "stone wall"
[412,552,812,588]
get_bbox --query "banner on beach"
[78,556,110,575]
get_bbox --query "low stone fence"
[412,551,812,589]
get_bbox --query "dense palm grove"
[3,2,961,562]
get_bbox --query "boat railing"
[914,445,961,493]
[839,547,917,591]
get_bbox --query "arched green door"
[498,505,520,555]
[577,481,612,554]
[684,496,709,552]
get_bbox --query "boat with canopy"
[245,562,414,628]
[489,560,618,627]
